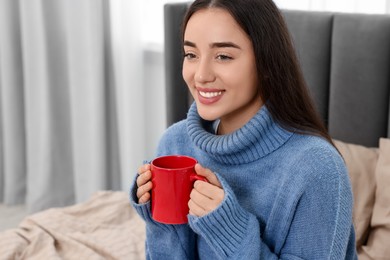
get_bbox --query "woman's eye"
[184,53,196,60]
[216,54,233,61]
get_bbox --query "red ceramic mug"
[150,155,207,224]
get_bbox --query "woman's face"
[183,8,263,134]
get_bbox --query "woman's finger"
[194,164,222,188]
[136,181,153,199]
[191,183,223,211]
[188,197,207,217]
[136,170,151,187]
[137,164,150,175]
[138,192,151,204]
[194,181,224,201]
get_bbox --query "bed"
[1,3,389,259]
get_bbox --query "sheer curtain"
[0,0,166,213]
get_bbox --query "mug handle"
[190,173,208,183]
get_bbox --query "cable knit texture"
[130,103,358,259]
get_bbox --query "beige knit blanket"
[0,191,146,260]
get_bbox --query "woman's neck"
[218,100,263,135]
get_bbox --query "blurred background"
[0,0,389,228]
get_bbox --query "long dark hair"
[181,0,335,146]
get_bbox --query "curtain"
[0,0,162,213]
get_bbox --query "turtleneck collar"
[186,103,293,165]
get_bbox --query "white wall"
[274,0,388,13]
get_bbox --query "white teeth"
[199,91,223,98]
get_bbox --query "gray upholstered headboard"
[164,2,390,147]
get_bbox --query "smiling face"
[182,8,263,135]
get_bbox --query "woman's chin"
[196,105,220,121]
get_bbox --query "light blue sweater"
[130,103,357,259]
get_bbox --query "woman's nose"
[195,59,215,83]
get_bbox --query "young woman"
[131,0,357,259]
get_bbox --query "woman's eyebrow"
[183,40,196,47]
[183,40,241,49]
[210,42,241,49]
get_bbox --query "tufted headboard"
[164,2,390,147]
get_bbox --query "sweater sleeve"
[278,152,357,260]
[129,175,198,260]
[188,173,276,259]
[188,157,356,260]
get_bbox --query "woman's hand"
[189,164,225,217]
[136,164,153,204]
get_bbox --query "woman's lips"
[196,88,224,105]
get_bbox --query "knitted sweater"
[130,103,357,260]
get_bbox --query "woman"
[131,0,357,259]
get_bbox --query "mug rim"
[151,155,197,171]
